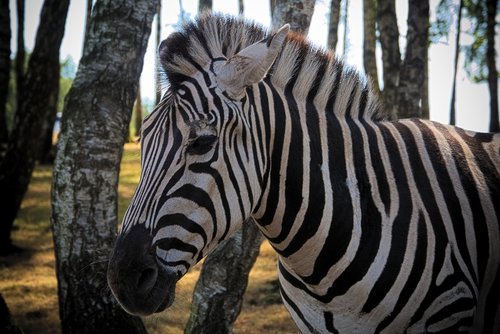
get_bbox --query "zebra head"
[107,19,289,316]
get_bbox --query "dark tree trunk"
[238,0,244,15]
[16,0,25,118]
[450,0,463,126]
[185,9,316,333]
[272,0,316,34]
[0,294,22,334]
[185,221,263,334]
[198,0,212,12]
[155,2,162,105]
[342,0,350,56]
[397,0,429,119]
[0,0,69,255]
[486,0,498,132]
[363,0,380,93]
[327,0,341,51]
[377,0,401,119]
[422,47,429,119]
[83,0,92,48]
[135,84,142,138]
[0,0,10,146]
[270,0,276,18]
[39,79,59,165]
[51,0,157,332]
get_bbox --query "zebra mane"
[160,13,384,121]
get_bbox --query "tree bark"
[16,0,25,118]
[185,10,316,333]
[39,76,59,165]
[185,220,263,334]
[238,0,244,15]
[0,0,10,146]
[363,0,380,93]
[135,84,142,138]
[0,0,69,255]
[486,0,499,132]
[155,2,162,105]
[51,0,157,332]
[450,0,463,126]
[327,0,341,51]
[421,46,429,119]
[397,0,429,119]
[83,0,92,48]
[198,0,212,13]
[272,0,316,34]
[342,0,350,57]
[377,0,401,119]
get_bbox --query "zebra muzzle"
[107,225,177,316]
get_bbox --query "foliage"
[462,0,499,83]
[429,0,454,44]
[429,0,499,83]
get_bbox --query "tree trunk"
[421,47,429,119]
[450,0,463,126]
[185,10,316,333]
[83,0,92,48]
[16,0,25,118]
[185,220,263,334]
[155,2,162,105]
[363,0,380,93]
[51,0,157,332]
[39,76,59,165]
[0,0,69,255]
[198,0,212,12]
[270,0,276,18]
[238,0,244,15]
[397,0,429,119]
[342,0,350,57]
[272,0,316,34]
[0,294,22,334]
[135,84,142,138]
[377,0,401,119]
[486,0,498,132]
[327,0,341,51]
[0,0,10,146]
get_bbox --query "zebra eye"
[187,135,217,155]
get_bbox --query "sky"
[9,0,500,132]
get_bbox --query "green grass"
[0,143,296,334]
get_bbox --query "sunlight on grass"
[0,142,296,333]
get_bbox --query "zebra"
[107,14,500,333]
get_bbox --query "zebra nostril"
[136,266,158,293]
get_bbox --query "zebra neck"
[249,80,383,282]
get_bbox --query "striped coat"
[107,14,500,333]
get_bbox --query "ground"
[0,143,297,333]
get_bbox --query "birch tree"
[16,0,25,121]
[272,0,316,35]
[0,0,10,147]
[327,0,341,50]
[363,0,380,93]
[450,0,464,125]
[0,0,69,255]
[377,0,401,119]
[397,0,430,119]
[51,0,158,332]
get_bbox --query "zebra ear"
[215,24,290,99]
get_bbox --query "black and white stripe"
[118,14,500,333]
